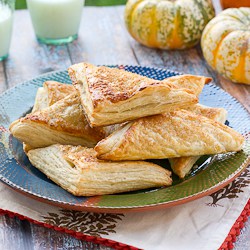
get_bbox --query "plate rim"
[1,157,249,213]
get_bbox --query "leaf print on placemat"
[42,209,124,236]
[206,168,250,207]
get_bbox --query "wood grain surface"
[0,1,249,249]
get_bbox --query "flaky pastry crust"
[25,81,76,151]
[169,105,228,178]
[95,109,244,161]
[10,94,107,148]
[27,145,172,196]
[44,81,75,106]
[68,63,211,126]
[32,81,75,113]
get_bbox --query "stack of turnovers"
[9,63,245,196]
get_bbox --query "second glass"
[27,0,84,45]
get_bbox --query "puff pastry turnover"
[68,62,211,126]
[95,109,244,161]
[32,81,75,113]
[10,93,108,148]
[27,145,172,196]
[23,81,76,152]
[169,105,227,178]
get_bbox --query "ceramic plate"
[0,66,249,213]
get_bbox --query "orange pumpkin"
[124,0,215,50]
[201,8,250,84]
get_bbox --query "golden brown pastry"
[44,81,75,106]
[24,81,75,152]
[95,109,244,161]
[161,76,211,97]
[32,81,75,113]
[23,143,34,154]
[34,81,121,135]
[27,145,172,196]
[10,94,108,148]
[184,104,228,123]
[68,62,211,127]
[169,156,201,178]
[169,105,228,178]
[32,87,47,113]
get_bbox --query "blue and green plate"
[0,66,249,212]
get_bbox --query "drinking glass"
[0,0,14,61]
[27,0,84,45]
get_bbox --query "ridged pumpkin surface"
[201,8,250,84]
[124,0,215,49]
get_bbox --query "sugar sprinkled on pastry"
[10,93,107,148]
[95,109,244,161]
[169,104,228,178]
[68,62,211,127]
[24,81,76,151]
[32,81,75,113]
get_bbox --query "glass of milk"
[27,0,84,45]
[0,0,14,61]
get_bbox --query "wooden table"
[0,3,249,250]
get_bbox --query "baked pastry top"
[169,105,228,178]
[43,81,75,106]
[10,93,108,148]
[24,82,76,152]
[32,81,75,113]
[27,144,172,196]
[184,104,227,123]
[161,75,211,96]
[95,109,244,161]
[32,87,47,113]
[68,62,211,126]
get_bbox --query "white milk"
[0,3,13,59]
[27,0,84,39]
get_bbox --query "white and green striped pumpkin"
[201,8,250,84]
[124,0,215,49]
